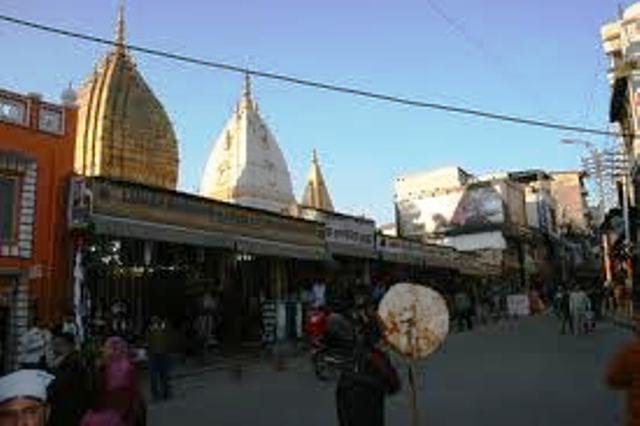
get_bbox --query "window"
[0,175,19,243]
[38,106,63,134]
[0,96,27,125]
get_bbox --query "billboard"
[397,183,506,237]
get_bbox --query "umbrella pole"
[409,364,420,426]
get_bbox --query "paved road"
[148,316,629,425]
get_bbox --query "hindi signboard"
[298,207,376,258]
[83,178,326,258]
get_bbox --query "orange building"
[0,87,77,370]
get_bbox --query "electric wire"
[0,12,630,138]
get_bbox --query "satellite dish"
[378,283,449,360]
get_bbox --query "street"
[148,315,629,425]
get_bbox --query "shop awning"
[91,214,328,261]
[328,242,377,259]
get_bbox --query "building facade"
[0,88,77,370]
[601,4,640,303]
[395,167,528,288]
[550,171,591,235]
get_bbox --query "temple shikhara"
[300,150,334,212]
[200,75,296,214]
[74,6,179,189]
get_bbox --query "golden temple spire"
[243,72,252,99]
[237,72,255,113]
[115,1,126,52]
[301,149,334,211]
[74,0,179,190]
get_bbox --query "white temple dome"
[200,75,296,214]
[60,83,77,107]
[624,3,640,20]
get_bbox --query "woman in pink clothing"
[82,337,144,426]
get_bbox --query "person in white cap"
[0,369,54,426]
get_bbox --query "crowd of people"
[0,311,188,426]
[0,334,145,426]
[553,285,596,335]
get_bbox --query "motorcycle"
[306,308,354,381]
[310,337,353,381]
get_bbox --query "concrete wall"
[550,172,590,234]
[395,166,472,200]
[523,181,556,234]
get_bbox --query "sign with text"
[299,207,376,257]
[87,178,325,249]
[377,235,456,268]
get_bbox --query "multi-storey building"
[0,87,77,370]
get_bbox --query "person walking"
[90,337,144,426]
[573,287,591,335]
[558,287,573,335]
[146,317,171,401]
[454,290,473,332]
[569,287,583,335]
[335,298,400,426]
[606,314,640,426]
[48,332,91,426]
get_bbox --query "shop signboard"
[85,178,325,256]
[299,207,376,258]
[68,176,93,229]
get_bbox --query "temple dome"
[74,5,179,189]
[624,3,640,20]
[60,83,77,107]
[200,75,296,214]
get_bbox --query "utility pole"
[561,139,609,224]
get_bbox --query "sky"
[0,0,624,223]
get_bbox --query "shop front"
[70,177,328,345]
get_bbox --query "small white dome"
[624,2,640,20]
[60,84,77,107]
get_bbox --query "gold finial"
[243,72,252,99]
[312,149,319,164]
[115,1,126,51]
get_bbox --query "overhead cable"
[0,13,628,138]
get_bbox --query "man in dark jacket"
[555,286,573,334]
[335,299,400,426]
[48,332,90,426]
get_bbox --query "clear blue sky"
[0,0,622,223]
